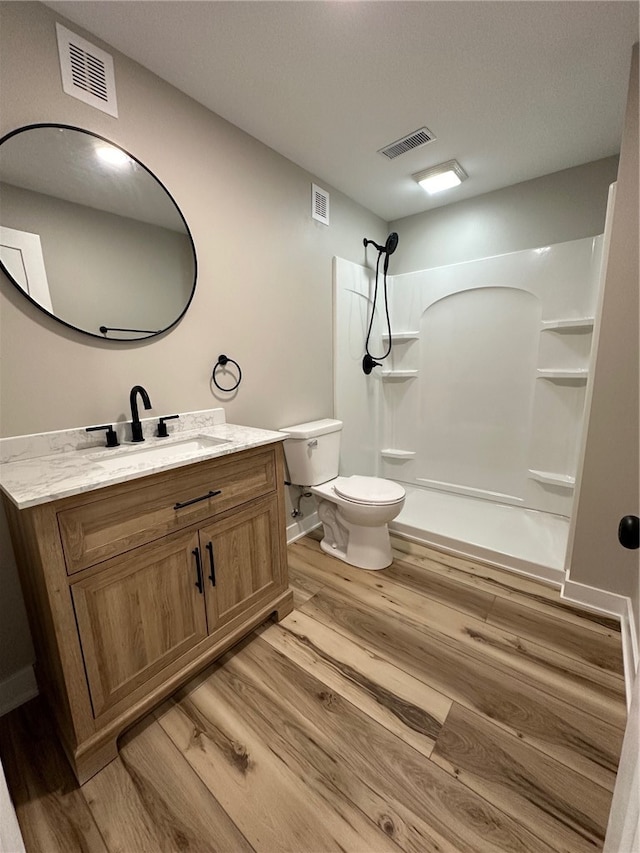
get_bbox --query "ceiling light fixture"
[413,159,468,195]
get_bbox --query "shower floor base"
[390,485,569,585]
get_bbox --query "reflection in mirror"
[0,124,197,340]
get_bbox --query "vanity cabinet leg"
[72,735,120,786]
[273,590,294,622]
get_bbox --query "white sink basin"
[89,435,230,472]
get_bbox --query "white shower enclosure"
[334,236,603,580]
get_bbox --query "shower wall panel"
[334,235,602,517]
[417,286,539,503]
[333,257,381,477]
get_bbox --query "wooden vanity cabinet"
[71,494,283,719]
[3,443,293,784]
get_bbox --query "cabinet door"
[201,495,284,634]
[72,530,208,717]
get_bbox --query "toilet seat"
[333,475,405,506]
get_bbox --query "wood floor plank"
[155,663,401,853]
[432,702,613,853]
[0,699,107,853]
[81,714,253,853]
[486,595,624,675]
[383,555,496,620]
[288,563,326,609]
[3,535,625,853]
[391,536,566,600]
[460,623,626,724]
[301,585,624,791]
[391,537,622,634]
[258,608,452,758]
[290,539,627,728]
[192,634,560,853]
[295,537,627,700]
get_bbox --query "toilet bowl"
[311,475,405,570]
[279,419,405,571]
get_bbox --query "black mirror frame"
[0,122,198,342]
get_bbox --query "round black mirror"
[0,123,197,340]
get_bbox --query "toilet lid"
[333,475,405,505]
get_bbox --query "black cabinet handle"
[206,541,216,586]
[174,489,222,510]
[618,515,639,550]
[193,547,204,593]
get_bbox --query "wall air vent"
[378,127,436,160]
[312,184,330,225]
[56,23,118,117]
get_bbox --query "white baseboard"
[562,579,638,706]
[0,666,38,718]
[286,511,320,544]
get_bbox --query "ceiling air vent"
[312,184,330,225]
[56,23,118,117]
[378,127,436,160]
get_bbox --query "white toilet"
[279,419,405,570]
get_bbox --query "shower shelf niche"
[381,331,420,342]
[541,318,595,331]
[528,469,576,488]
[380,449,416,459]
[380,370,418,379]
[536,369,588,381]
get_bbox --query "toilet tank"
[279,419,342,486]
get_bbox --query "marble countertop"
[0,408,285,510]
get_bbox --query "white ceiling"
[44,1,639,222]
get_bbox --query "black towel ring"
[212,354,242,392]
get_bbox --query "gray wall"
[0,3,386,438]
[391,156,618,272]
[0,1,386,688]
[568,45,639,635]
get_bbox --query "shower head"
[385,232,399,256]
[363,232,399,272]
[383,231,398,273]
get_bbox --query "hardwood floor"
[0,534,627,853]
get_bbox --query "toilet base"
[318,519,393,571]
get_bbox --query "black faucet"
[129,385,152,442]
